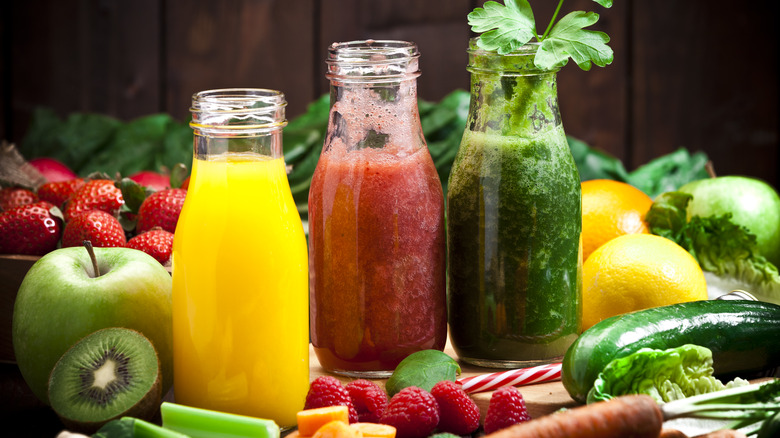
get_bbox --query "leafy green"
[467,0,613,70]
[384,350,461,397]
[566,136,630,182]
[624,148,711,198]
[646,191,780,304]
[588,344,748,404]
[93,417,135,438]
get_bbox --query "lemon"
[582,233,708,330]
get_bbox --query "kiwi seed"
[48,327,162,434]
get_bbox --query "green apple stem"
[705,160,717,178]
[83,240,101,277]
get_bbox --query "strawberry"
[136,188,187,234]
[0,201,62,255]
[37,178,86,207]
[63,179,124,221]
[126,228,174,265]
[61,209,127,248]
[0,187,38,211]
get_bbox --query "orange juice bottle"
[172,89,309,429]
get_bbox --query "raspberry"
[346,379,388,423]
[430,380,480,435]
[304,376,358,423]
[483,386,531,434]
[379,386,439,438]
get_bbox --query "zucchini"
[561,300,780,404]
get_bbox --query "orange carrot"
[660,428,689,438]
[350,422,397,438]
[482,394,663,438]
[297,405,351,436]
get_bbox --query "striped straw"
[457,362,562,394]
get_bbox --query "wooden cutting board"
[308,343,580,424]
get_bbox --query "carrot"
[350,422,396,438]
[659,428,688,438]
[482,394,663,438]
[312,420,362,438]
[297,405,351,436]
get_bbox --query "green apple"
[678,175,780,266]
[12,246,173,404]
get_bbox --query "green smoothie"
[446,45,582,366]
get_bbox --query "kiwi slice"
[48,327,162,433]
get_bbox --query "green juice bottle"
[447,38,582,367]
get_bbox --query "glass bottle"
[172,89,309,428]
[308,40,447,378]
[447,39,582,368]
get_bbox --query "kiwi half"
[48,327,162,433]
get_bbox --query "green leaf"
[567,135,631,182]
[593,0,613,7]
[384,350,461,397]
[93,417,136,438]
[535,11,613,70]
[587,344,747,404]
[468,0,536,55]
[626,148,710,198]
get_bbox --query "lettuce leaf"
[588,344,748,404]
[646,191,780,304]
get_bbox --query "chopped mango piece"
[297,406,350,436]
[349,423,396,438]
[313,420,362,438]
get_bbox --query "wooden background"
[1,0,778,188]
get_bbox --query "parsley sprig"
[468,0,614,71]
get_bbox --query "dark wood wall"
[2,0,778,188]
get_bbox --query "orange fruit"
[581,233,708,330]
[581,179,654,262]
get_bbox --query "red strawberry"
[62,209,127,248]
[483,386,531,434]
[430,380,480,435]
[304,376,359,423]
[346,379,388,423]
[0,201,62,255]
[136,188,187,234]
[126,228,174,265]
[64,179,124,221]
[0,187,38,211]
[380,387,439,438]
[37,178,86,207]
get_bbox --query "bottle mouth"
[190,88,287,136]
[467,37,557,75]
[326,40,421,82]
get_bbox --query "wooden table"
[309,343,579,424]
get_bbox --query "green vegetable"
[646,191,780,304]
[93,417,135,438]
[384,350,461,397]
[467,0,613,70]
[561,300,780,404]
[587,344,748,404]
[660,379,780,437]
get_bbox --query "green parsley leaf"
[468,0,613,71]
[535,11,614,70]
[468,0,536,55]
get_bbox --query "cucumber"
[561,300,780,404]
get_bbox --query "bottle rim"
[326,40,421,82]
[467,37,558,75]
[190,88,287,136]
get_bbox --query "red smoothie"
[308,144,447,375]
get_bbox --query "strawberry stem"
[83,240,100,277]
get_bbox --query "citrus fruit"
[581,233,708,330]
[581,179,654,262]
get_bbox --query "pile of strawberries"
[304,376,530,438]
[0,175,188,266]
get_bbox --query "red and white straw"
[456,362,562,394]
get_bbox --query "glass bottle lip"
[467,37,558,75]
[326,40,421,82]
[190,88,287,137]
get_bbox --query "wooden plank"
[310,343,579,424]
[0,255,40,363]
[164,0,316,122]
[7,0,161,147]
[632,0,778,186]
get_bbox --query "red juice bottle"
[308,40,447,377]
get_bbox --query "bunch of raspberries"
[304,376,530,438]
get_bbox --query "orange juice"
[171,152,309,428]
